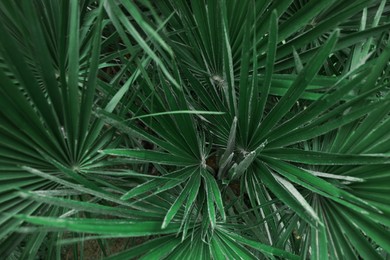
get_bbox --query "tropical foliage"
[0,0,390,259]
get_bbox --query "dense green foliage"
[1,0,390,259]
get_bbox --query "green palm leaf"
[1,0,390,258]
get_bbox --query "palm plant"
[1,0,389,259]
